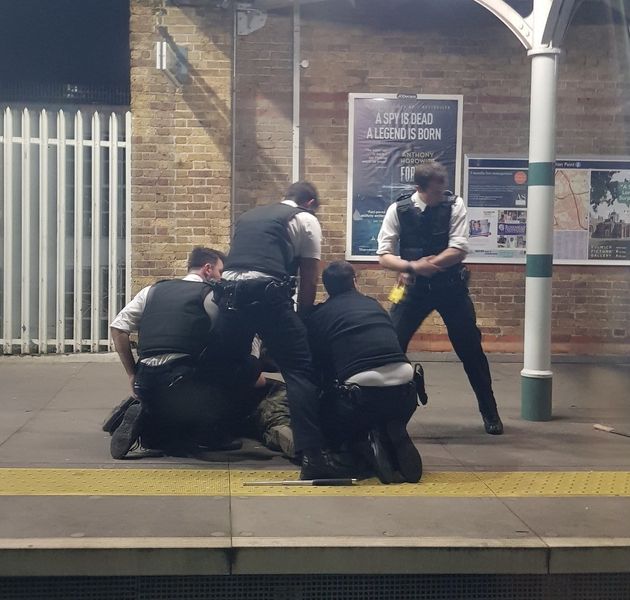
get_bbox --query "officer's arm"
[111,327,137,396]
[427,197,468,269]
[379,252,415,273]
[297,257,319,310]
[426,248,466,270]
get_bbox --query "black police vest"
[224,203,306,278]
[397,192,456,261]
[306,289,409,384]
[137,279,214,359]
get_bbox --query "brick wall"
[233,2,630,355]
[130,0,232,290]
[130,1,630,355]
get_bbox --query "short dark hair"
[414,161,448,190]
[322,261,356,296]
[187,247,225,271]
[284,181,320,208]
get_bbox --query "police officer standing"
[217,182,355,479]
[377,161,503,435]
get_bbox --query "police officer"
[305,261,423,484]
[108,247,263,458]
[217,182,355,479]
[377,161,503,435]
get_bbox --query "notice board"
[465,156,630,265]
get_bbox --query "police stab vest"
[137,279,214,359]
[397,191,456,261]
[306,289,408,384]
[224,203,306,278]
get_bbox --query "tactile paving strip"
[476,470,630,497]
[0,468,630,497]
[230,470,493,497]
[0,468,230,496]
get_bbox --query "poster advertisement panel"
[347,93,463,260]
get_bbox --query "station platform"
[0,354,629,597]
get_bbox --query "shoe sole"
[110,403,144,459]
[367,430,398,485]
[385,421,423,483]
[102,396,136,433]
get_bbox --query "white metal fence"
[0,105,131,354]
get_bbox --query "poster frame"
[346,93,464,262]
[464,154,630,266]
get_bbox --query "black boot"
[300,448,358,480]
[385,421,423,483]
[366,428,399,484]
[110,402,145,459]
[102,396,136,434]
[482,410,504,435]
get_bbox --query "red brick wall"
[232,3,630,355]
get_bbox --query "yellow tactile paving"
[0,468,230,496]
[1,468,630,497]
[476,470,630,497]
[230,470,493,497]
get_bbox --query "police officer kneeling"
[108,247,262,458]
[305,261,422,484]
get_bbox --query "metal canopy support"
[472,0,534,49]
[475,0,578,421]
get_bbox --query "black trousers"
[390,282,499,417]
[215,299,323,453]
[321,383,418,448]
[134,360,235,449]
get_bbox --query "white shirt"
[376,191,469,256]
[345,362,414,387]
[109,273,217,333]
[223,199,322,281]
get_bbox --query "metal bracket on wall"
[156,27,189,87]
[236,3,268,35]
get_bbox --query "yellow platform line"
[1,469,630,497]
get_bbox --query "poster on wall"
[465,156,630,265]
[346,93,463,261]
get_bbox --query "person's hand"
[410,258,442,278]
[129,374,138,399]
[397,272,413,286]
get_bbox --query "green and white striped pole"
[521,44,561,421]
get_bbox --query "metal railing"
[1,105,131,354]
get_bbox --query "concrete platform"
[0,356,629,577]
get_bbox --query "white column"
[521,46,560,421]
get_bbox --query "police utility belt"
[213,276,297,311]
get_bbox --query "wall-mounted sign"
[465,156,630,265]
[346,93,463,261]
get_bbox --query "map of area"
[554,169,589,231]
